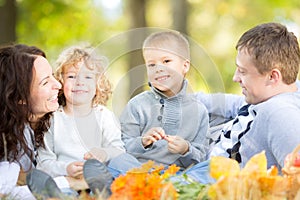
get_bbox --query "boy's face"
[143,47,190,97]
[62,62,97,106]
[233,49,271,104]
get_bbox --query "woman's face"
[30,56,61,119]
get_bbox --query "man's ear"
[183,59,190,74]
[267,68,281,85]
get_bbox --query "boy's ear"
[183,59,190,74]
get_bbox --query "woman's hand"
[142,127,166,147]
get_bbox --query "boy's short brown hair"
[143,31,190,61]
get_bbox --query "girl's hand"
[165,135,189,155]
[142,127,166,147]
[66,161,84,178]
[84,148,108,162]
[65,176,89,191]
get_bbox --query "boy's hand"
[142,127,166,147]
[165,135,189,155]
[66,161,84,179]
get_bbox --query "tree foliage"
[4,0,300,101]
[16,0,127,63]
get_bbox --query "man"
[186,22,300,183]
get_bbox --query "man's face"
[233,49,270,105]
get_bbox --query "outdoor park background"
[1,0,300,115]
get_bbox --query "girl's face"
[63,62,97,107]
[30,56,61,119]
[143,47,190,97]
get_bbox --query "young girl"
[36,45,125,188]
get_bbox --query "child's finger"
[156,127,166,137]
[83,152,92,160]
[152,130,163,140]
[74,161,84,167]
[163,135,171,142]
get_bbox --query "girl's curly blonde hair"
[55,45,112,106]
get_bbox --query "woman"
[0,44,61,199]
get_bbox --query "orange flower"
[161,164,180,179]
[109,161,179,200]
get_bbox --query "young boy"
[120,31,210,169]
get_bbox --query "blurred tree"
[1,0,299,96]
[171,0,188,35]
[126,0,147,98]
[0,0,17,44]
